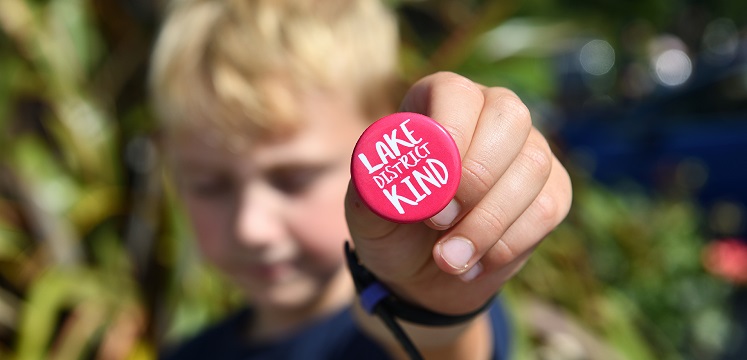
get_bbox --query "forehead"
[170,88,370,169]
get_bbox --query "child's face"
[171,89,368,311]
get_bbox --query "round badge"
[351,112,461,223]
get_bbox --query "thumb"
[344,180,437,281]
[344,180,398,242]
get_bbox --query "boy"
[150,0,572,358]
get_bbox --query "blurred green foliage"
[0,0,742,359]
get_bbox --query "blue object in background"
[556,48,747,238]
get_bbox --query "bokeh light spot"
[654,49,692,87]
[579,39,615,76]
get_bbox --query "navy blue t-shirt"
[163,298,511,359]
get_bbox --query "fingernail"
[438,237,474,270]
[431,199,460,228]
[459,262,483,282]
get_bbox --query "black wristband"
[344,241,493,359]
[345,241,493,325]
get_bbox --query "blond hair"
[149,0,400,142]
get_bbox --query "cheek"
[184,198,230,265]
[294,173,351,265]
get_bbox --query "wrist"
[352,301,493,360]
[345,241,494,359]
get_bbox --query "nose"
[233,182,286,248]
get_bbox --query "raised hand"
[345,72,572,316]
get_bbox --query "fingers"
[428,86,533,229]
[458,156,571,287]
[484,156,572,265]
[400,71,571,280]
[436,155,572,279]
[359,71,572,285]
[433,127,555,275]
[401,72,535,230]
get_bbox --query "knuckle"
[495,93,532,126]
[461,157,494,195]
[533,191,560,230]
[473,205,509,239]
[483,86,519,101]
[519,138,553,180]
[490,239,517,266]
[483,91,532,139]
[482,86,514,100]
[433,71,483,97]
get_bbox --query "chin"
[248,279,322,311]
[237,265,351,314]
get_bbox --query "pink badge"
[351,112,461,223]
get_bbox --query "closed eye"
[267,165,329,195]
[182,174,235,199]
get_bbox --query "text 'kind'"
[357,119,450,214]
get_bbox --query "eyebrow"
[173,160,229,175]
[172,150,235,169]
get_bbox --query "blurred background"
[0,0,745,359]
